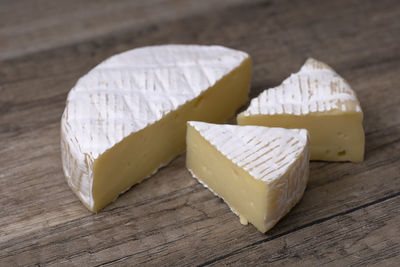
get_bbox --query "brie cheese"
[186,121,310,233]
[61,45,251,212]
[237,58,364,162]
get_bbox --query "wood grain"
[0,0,399,266]
[0,0,258,61]
[206,194,400,266]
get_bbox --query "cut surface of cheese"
[186,121,310,233]
[61,45,251,212]
[237,58,364,162]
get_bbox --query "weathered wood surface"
[1,0,399,266]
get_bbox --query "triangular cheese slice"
[186,121,310,233]
[237,58,364,162]
[61,45,251,212]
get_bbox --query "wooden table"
[1,0,399,265]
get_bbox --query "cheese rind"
[237,58,364,162]
[186,122,310,233]
[61,45,251,212]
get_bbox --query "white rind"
[188,121,309,183]
[265,139,310,227]
[242,58,362,117]
[61,45,249,210]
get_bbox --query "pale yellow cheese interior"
[237,112,364,162]
[186,124,309,233]
[89,58,251,212]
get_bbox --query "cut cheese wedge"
[61,45,251,212]
[237,58,364,162]
[186,121,310,233]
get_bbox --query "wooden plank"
[0,0,399,265]
[205,193,400,266]
[0,0,256,61]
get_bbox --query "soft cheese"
[237,58,364,162]
[186,121,310,233]
[61,45,251,212]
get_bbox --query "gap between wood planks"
[90,191,400,267]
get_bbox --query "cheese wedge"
[61,45,251,212]
[237,58,364,162]
[186,121,310,233]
